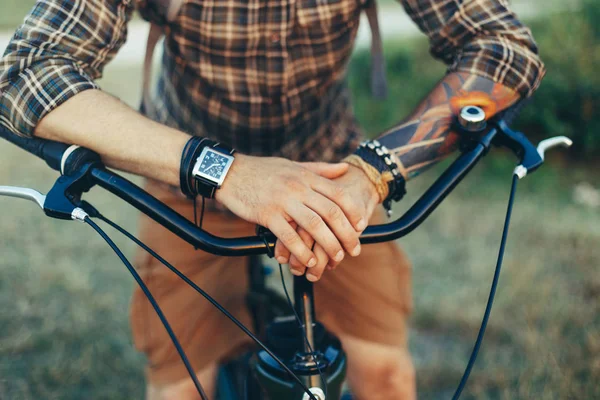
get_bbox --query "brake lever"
[0,184,90,222]
[0,186,46,209]
[0,157,97,222]
[513,136,573,179]
[536,136,573,161]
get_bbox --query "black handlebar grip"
[498,98,529,126]
[0,126,68,171]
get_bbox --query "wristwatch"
[191,142,236,198]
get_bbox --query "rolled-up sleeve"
[400,0,546,97]
[0,0,134,137]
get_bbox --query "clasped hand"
[215,155,378,281]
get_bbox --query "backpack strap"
[364,0,388,99]
[141,0,185,114]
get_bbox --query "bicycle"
[0,106,571,400]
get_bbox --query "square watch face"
[192,147,234,186]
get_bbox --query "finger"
[296,162,349,179]
[274,239,291,265]
[304,193,361,257]
[268,216,317,268]
[274,222,297,265]
[325,250,342,270]
[310,177,367,232]
[326,258,338,271]
[287,203,345,264]
[289,226,317,270]
[305,243,330,282]
[289,227,313,276]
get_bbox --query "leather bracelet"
[343,155,391,202]
[180,136,211,198]
[351,140,406,215]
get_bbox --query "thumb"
[297,162,349,179]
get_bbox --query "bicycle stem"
[294,276,320,388]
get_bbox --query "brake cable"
[83,216,210,400]
[80,204,319,400]
[452,173,519,399]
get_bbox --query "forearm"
[377,72,520,180]
[34,89,189,186]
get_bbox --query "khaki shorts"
[130,180,413,385]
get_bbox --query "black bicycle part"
[254,316,346,400]
[0,115,538,252]
[2,122,503,255]
[452,174,519,399]
[245,255,290,339]
[492,119,543,173]
[83,217,209,400]
[282,269,328,398]
[63,146,102,175]
[88,211,319,400]
[43,163,97,219]
[0,128,69,171]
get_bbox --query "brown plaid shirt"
[0,0,544,162]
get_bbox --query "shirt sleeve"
[0,0,134,137]
[400,0,546,98]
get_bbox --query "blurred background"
[0,0,598,399]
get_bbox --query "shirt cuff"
[449,36,546,98]
[0,60,99,137]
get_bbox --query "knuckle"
[307,214,323,230]
[327,205,342,221]
[333,184,346,199]
[281,231,298,246]
[284,177,305,193]
[299,168,310,179]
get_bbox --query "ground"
[1,2,599,398]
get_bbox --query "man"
[0,0,544,398]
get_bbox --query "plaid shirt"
[0,0,544,162]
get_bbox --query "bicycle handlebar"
[0,117,569,257]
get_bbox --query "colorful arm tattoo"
[377,72,520,180]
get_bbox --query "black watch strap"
[194,177,218,198]
[209,142,236,156]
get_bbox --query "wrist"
[214,153,247,204]
[342,155,388,204]
[348,163,380,205]
[345,139,407,211]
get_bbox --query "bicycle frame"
[0,116,572,400]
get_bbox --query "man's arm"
[35,90,366,267]
[377,72,519,179]
[277,0,546,277]
[0,0,367,266]
[375,0,546,179]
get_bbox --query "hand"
[215,155,366,267]
[274,164,379,281]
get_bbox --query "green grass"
[0,0,35,30]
